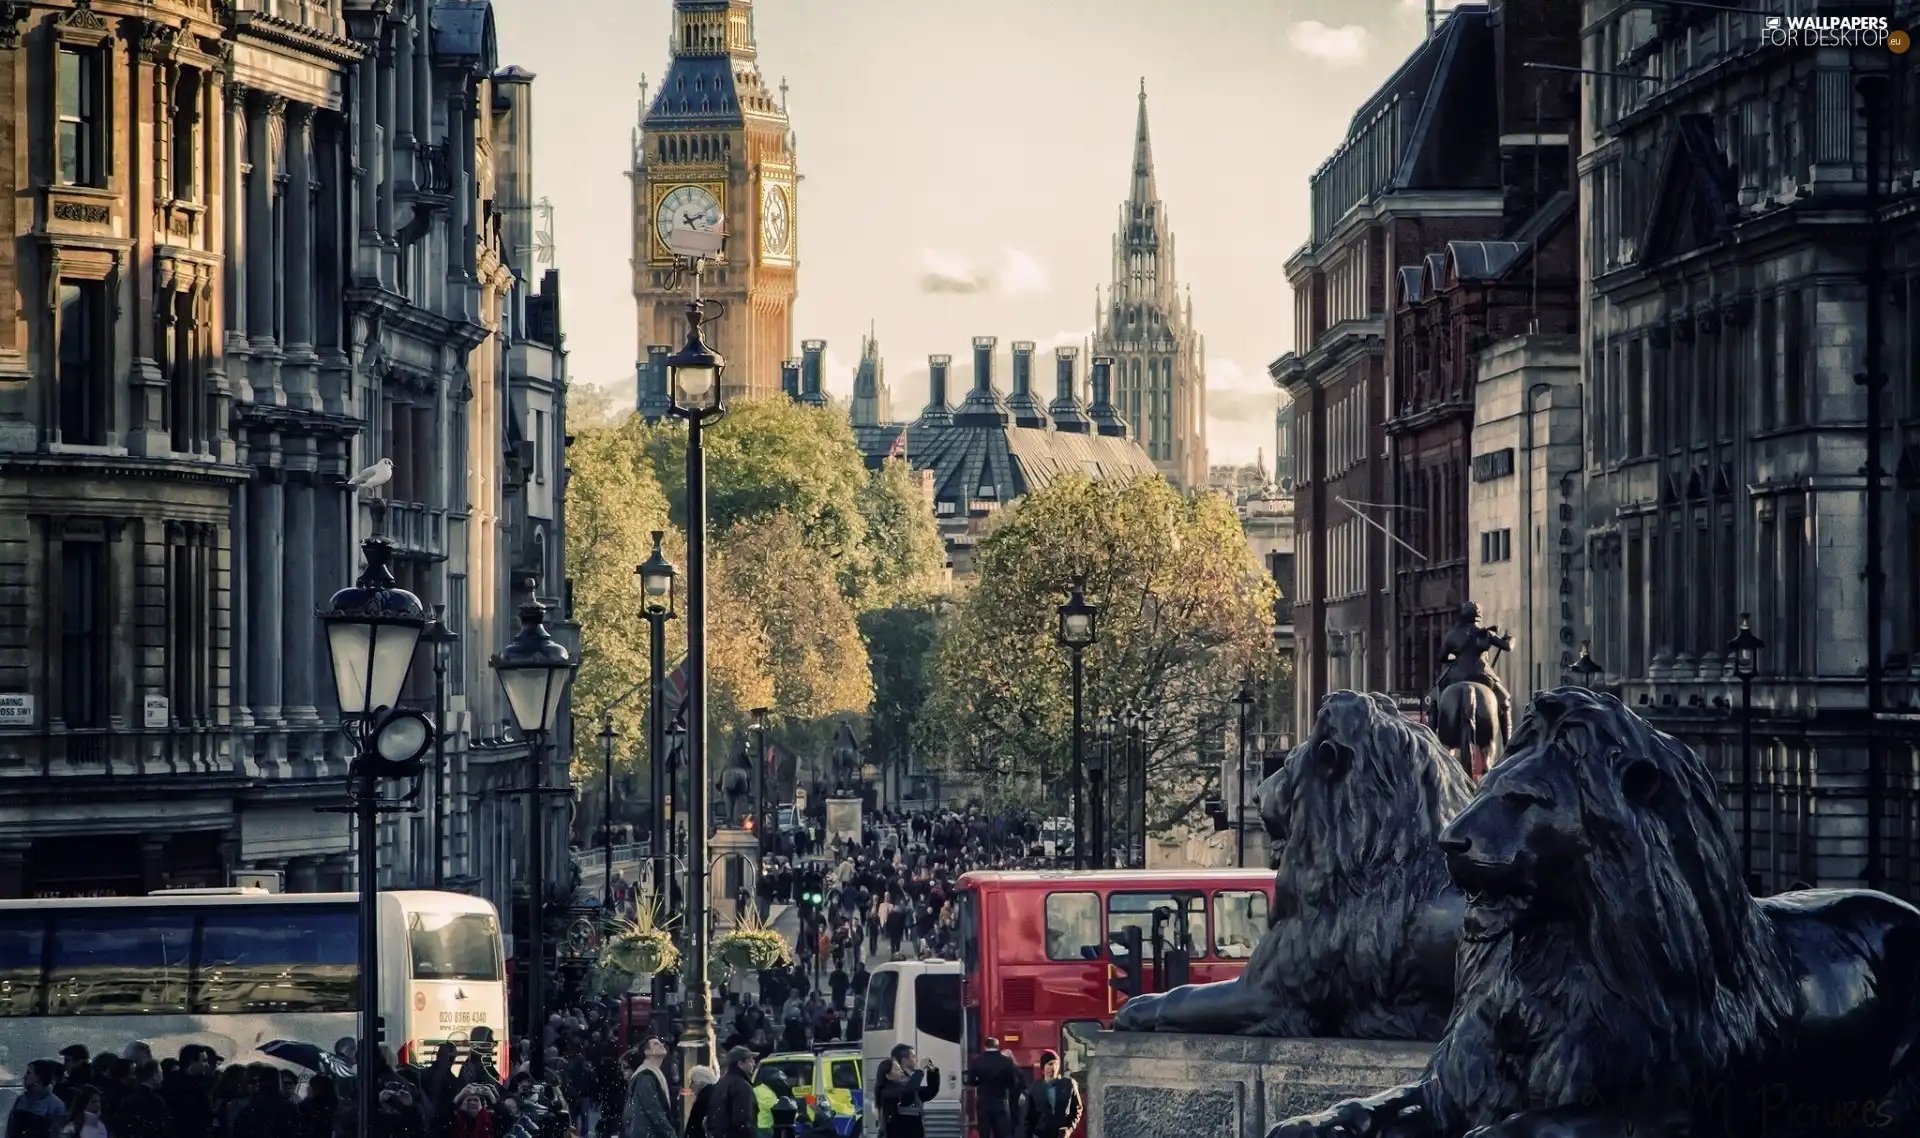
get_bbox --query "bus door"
[1148,891,1201,989]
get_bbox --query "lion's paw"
[1266,1100,1374,1138]
[1110,995,1159,1032]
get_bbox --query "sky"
[491,0,1464,466]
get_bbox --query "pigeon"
[343,457,394,493]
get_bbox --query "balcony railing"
[386,501,446,555]
[410,144,454,197]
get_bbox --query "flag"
[887,431,906,459]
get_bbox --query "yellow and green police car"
[758,1045,865,1136]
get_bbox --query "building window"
[60,541,107,728]
[1782,289,1805,427]
[1758,295,1778,431]
[533,409,546,484]
[171,69,202,202]
[1479,529,1512,564]
[57,280,107,446]
[448,574,468,696]
[57,48,107,188]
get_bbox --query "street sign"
[0,693,31,726]
[143,695,169,729]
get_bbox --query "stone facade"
[1576,0,1920,896]
[629,0,797,404]
[1092,83,1207,492]
[0,0,570,909]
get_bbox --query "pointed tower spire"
[1131,78,1156,206]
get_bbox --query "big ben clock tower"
[631,0,797,402]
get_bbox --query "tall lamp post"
[637,534,677,900]
[1233,681,1257,868]
[664,282,726,1071]
[423,605,459,890]
[1728,614,1766,894]
[318,527,434,1138]
[749,707,770,872]
[1571,641,1602,690]
[489,600,580,1084]
[1093,714,1114,868]
[1056,578,1097,871]
[598,720,618,914]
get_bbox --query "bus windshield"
[409,912,501,981]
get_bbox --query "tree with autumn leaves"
[918,473,1279,831]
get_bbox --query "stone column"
[376,34,397,287]
[287,856,321,894]
[245,92,285,405]
[0,841,30,900]
[450,84,474,280]
[281,473,319,724]
[247,466,285,727]
[354,45,381,276]
[283,105,318,410]
[141,835,171,895]
[395,13,415,152]
[412,11,431,144]
[230,475,251,730]
[325,853,354,892]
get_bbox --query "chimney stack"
[1089,356,1130,438]
[971,336,996,393]
[955,336,1007,426]
[780,358,802,400]
[639,344,673,421]
[799,339,828,405]
[1005,340,1049,429]
[917,354,954,427]
[1049,346,1091,434]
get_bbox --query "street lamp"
[1728,614,1766,893]
[749,707,771,872]
[1233,681,1257,868]
[1056,577,1097,870]
[1570,641,1602,689]
[317,529,432,1138]
[1090,715,1112,869]
[598,720,618,915]
[422,605,459,890]
[664,286,727,1072]
[636,532,677,907]
[489,599,579,1085]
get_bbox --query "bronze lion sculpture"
[1114,690,1476,1039]
[1272,687,1920,1138]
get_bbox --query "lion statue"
[1272,687,1920,1138]
[1114,690,1475,1038]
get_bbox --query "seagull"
[343,458,394,493]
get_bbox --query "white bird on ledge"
[343,457,394,493]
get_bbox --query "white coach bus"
[0,888,506,1109]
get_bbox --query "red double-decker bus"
[952,869,1272,1134]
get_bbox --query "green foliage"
[565,381,626,431]
[861,600,943,767]
[714,512,872,720]
[920,474,1278,832]
[852,459,947,609]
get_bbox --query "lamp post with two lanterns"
[317,519,435,1138]
[1728,614,1767,892]
[1092,714,1114,868]
[749,707,771,871]
[1056,578,1097,870]
[637,534,677,899]
[489,598,579,1084]
[1233,681,1257,868]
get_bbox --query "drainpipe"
[1522,381,1554,696]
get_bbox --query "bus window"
[0,914,45,1016]
[1060,1020,1101,1083]
[865,969,898,1031]
[956,890,980,971]
[47,913,193,1016]
[915,973,962,1044]
[1044,892,1100,961]
[195,907,358,1013]
[1213,891,1268,959]
[410,912,502,981]
[1106,893,1208,958]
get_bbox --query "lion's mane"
[1245,690,1477,1039]
[1425,688,1799,1131]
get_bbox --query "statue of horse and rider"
[1423,601,1512,779]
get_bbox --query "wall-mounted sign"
[144,695,170,729]
[0,693,32,725]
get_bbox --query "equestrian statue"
[1424,602,1511,778]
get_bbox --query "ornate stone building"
[0,0,570,911]
[1575,0,1920,896]
[629,0,796,403]
[1093,82,1206,491]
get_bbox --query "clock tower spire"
[632,0,797,402]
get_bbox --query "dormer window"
[935,501,957,517]
[978,484,997,499]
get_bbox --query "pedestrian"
[705,1048,758,1138]
[54,1087,105,1138]
[874,1046,938,1138]
[684,1067,717,1138]
[107,1061,171,1138]
[967,1039,1024,1138]
[1016,1052,1081,1138]
[620,1039,676,1138]
[299,1075,342,1138]
[7,1061,68,1138]
[231,1064,299,1138]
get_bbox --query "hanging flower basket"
[601,927,679,978]
[711,928,792,976]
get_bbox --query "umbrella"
[259,1041,356,1081]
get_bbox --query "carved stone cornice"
[0,2,29,50]
[234,9,368,66]
[135,19,181,61]
[285,102,317,130]
[56,0,107,33]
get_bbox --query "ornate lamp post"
[1089,716,1111,869]
[1056,577,1097,870]
[1233,681,1257,868]
[318,528,433,1138]
[664,289,726,1070]
[636,533,677,901]
[489,600,579,1083]
[1728,614,1767,893]
[422,605,459,890]
[1571,641,1602,689]
[598,720,618,914]
[749,707,771,872]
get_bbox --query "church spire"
[1131,78,1156,207]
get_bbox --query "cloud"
[1035,327,1093,352]
[824,349,856,397]
[1287,21,1371,65]
[1205,358,1280,465]
[918,248,1053,296]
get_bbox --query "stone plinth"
[1088,1031,1431,1138]
[709,826,761,925]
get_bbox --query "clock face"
[656,185,723,249]
[761,184,791,258]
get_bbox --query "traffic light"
[1108,925,1144,1011]
[1203,797,1230,832]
